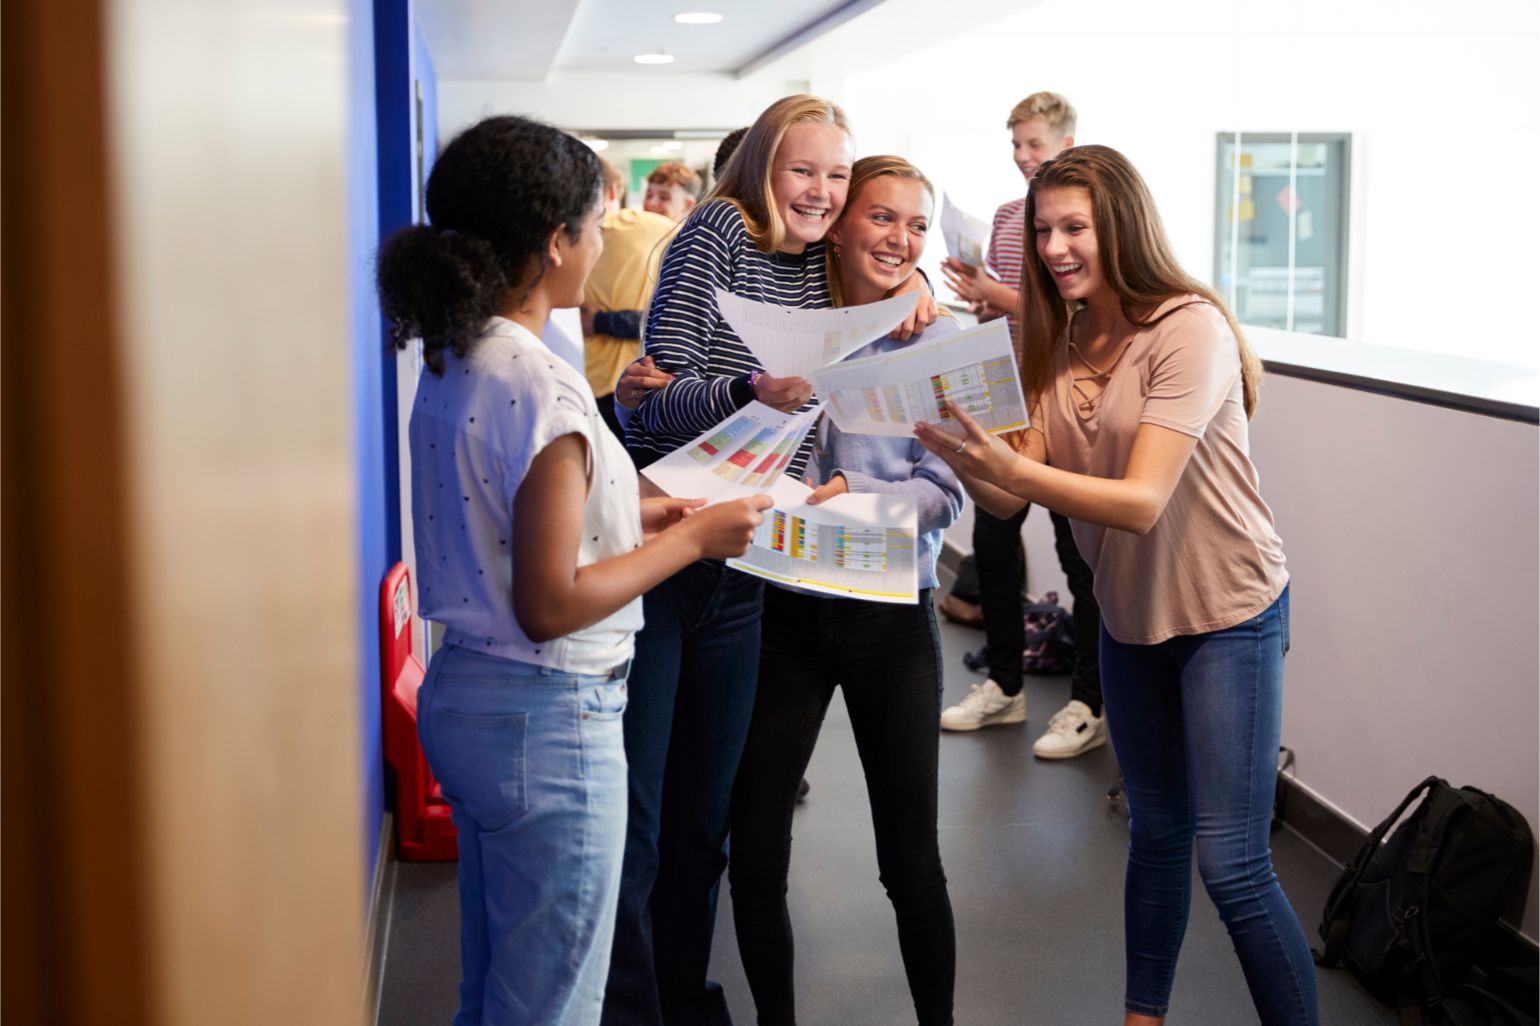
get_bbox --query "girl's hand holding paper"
[914,401,1018,487]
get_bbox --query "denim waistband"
[437,641,630,682]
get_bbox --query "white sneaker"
[940,680,1026,732]
[1032,700,1107,759]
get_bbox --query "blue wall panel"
[349,0,387,891]
[367,0,436,893]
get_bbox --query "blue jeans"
[604,560,765,1026]
[1100,586,1319,1024]
[418,644,629,1026]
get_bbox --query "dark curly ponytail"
[376,115,602,375]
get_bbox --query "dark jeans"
[603,561,766,1026]
[1101,585,1318,1024]
[728,587,955,1026]
[972,506,1102,712]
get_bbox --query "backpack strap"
[1318,776,1445,966]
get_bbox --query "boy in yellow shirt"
[581,159,676,439]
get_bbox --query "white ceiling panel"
[417,0,583,81]
[556,0,862,73]
[419,0,889,82]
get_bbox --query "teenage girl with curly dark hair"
[376,115,769,1026]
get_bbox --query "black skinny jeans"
[728,586,955,1026]
[971,506,1103,713]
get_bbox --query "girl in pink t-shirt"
[916,144,1317,1026]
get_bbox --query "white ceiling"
[416,0,584,82]
[416,0,886,82]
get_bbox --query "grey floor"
[377,598,1399,1026]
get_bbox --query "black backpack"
[1316,775,1536,1025]
[961,592,1076,677]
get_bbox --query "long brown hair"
[1018,144,1262,417]
[825,155,934,308]
[702,94,851,255]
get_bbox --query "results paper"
[642,401,817,505]
[716,288,919,379]
[728,492,919,604]
[811,318,1028,438]
[941,194,991,268]
[639,402,921,603]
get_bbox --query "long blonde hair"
[703,94,852,254]
[1018,144,1263,417]
[825,155,935,308]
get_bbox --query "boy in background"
[642,159,701,222]
[581,159,676,440]
[937,93,1107,761]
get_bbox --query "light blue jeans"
[418,643,629,1026]
[1100,585,1319,1025]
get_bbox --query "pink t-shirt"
[1035,295,1288,644]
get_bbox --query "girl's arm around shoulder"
[636,201,749,438]
[511,432,771,642]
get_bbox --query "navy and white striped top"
[628,199,829,475]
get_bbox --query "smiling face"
[828,176,932,305]
[643,181,695,221]
[1033,185,1107,304]
[546,196,607,308]
[769,122,854,253]
[1012,115,1073,183]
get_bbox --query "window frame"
[1213,131,1353,339]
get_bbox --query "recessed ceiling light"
[660,141,684,151]
[633,52,675,65]
[581,137,609,153]
[674,12,723,24]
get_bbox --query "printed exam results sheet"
[812,318,1028,438]
[640,401,920,603]
[728,491,918,604]
[941,194,991,268]
[716,288,919,379]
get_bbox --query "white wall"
[1250,375,1539,937]
[831,0,1540,369]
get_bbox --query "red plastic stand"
[379,562,458,861]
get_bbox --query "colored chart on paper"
[713,426,781,482]
[688,414,756,463]
[931,355,1019,425]
[728,493,919,604]
[767,510,817,562]
[833,526,889,572]
[813,319,1028,439]
[742,430,803,488]
[642,402,819,507]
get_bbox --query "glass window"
[1215,133,1350,337]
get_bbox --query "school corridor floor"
[375,587,1399,1026]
